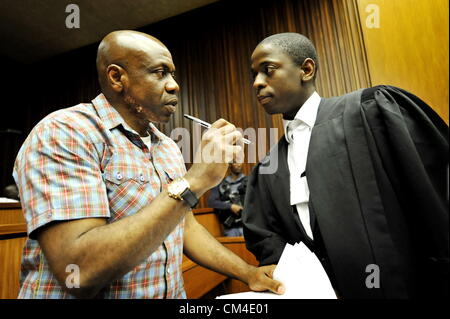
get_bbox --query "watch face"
[169,178,189,196]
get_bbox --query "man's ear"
[300,58,316,83]
[106,64,128,93]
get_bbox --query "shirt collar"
[91,93,124,131]
[283,91,321,142]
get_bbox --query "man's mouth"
[165,99,178,113]
[165,99,178,106]
[257,94,273,105]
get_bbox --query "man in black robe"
[243,32,448,298]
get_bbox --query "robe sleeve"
[242,162,287,266]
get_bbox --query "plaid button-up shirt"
[13,94,187,298]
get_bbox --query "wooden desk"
[0,202,27,299]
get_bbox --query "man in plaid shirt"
[13,30,284,298]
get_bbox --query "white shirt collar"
[282,91,321,142]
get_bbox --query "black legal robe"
[242,85,449,298]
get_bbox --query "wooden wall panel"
[0,237,26,299]
[0,203,27,299]
[356,0,449,123]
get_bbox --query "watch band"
[180,188,199,208]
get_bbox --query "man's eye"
[153,69,166,77]
[153,69,176,79]
[265,66,276,75]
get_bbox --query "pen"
[184,114,252,144]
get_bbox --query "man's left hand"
[246,265,285,295]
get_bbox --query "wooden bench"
[0,203,257,299]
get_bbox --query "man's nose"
[166,75,179,93]
[253,73,267,92]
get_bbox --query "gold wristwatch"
[167,178,199,208]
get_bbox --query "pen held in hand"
[184,114,252,144]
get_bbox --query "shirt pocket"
[102,154,152,221]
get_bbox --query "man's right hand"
[184,119,244,197]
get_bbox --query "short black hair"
[259,32,319,79]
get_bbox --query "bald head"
[96,30,167,93]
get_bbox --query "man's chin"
[262,103,281,115]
